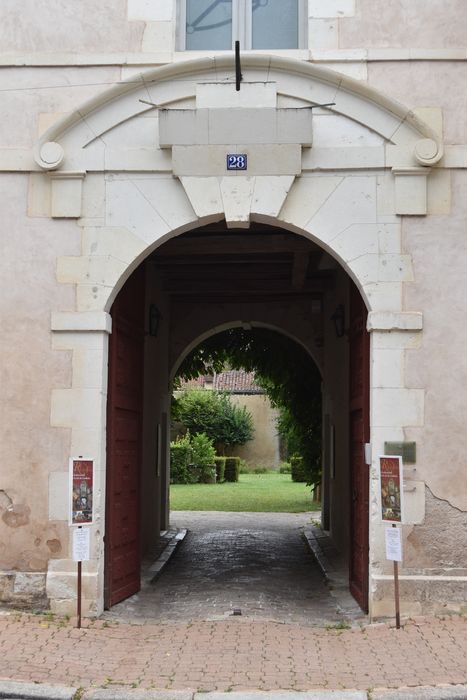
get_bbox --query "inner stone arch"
[169,319,324,383]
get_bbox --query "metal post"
[77,561,82,629]
[392,524,401,629]
[77,526,82,629]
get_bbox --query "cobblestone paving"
[103,511,361,625]
[0,612,466,692]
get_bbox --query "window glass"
[185,0,233,50]
[252,0,299,49]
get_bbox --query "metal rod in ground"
[393,557,401,629]
[77,560,82,629]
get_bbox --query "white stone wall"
[0,2,466,617]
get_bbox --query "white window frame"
[178,0,307,51]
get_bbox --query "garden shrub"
[224,456,241,482]
[191,432,216,483]
[214,456,226,482]
[290,455,308,482]
[279,462,292,474]
[170,432,217,483]
[170,434,194,484]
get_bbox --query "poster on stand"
[385,526,403,561]
[379,455,404,523]
[69,458,94,525]
[72,527,91,562]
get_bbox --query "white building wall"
[0,1,466,617]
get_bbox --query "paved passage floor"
[104,511,361,626]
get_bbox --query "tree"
[172,389,254,454]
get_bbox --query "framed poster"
[69,458,94,526]
[379,455,404,523]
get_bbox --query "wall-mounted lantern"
[331,304,346,338]
[149,304,161,337]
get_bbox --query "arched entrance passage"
[104,222,370,612]
[44,54,430,618]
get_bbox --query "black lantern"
[149,304,161,337]
[331,304,346,338]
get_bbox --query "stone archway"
[42,55,431,617]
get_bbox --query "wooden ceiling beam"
[151,234,315,257]
[152,255,292,267]
[161,278,330,294]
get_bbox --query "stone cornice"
[1,48,467,67]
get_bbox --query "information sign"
[69,458,94,525]
[379,455,404,523]
[385,526,402,562]
[72,527,90,562]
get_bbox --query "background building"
[180,370,281,469]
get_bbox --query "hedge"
[214,456,226,483]
[290,455,308,483]
[224,456,240,482]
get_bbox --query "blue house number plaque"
[227,154,247,170]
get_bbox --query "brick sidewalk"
[0,612,466,693]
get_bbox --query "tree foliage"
[172,388,254,453]
[176,328,322,485]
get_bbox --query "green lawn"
[170,472,319,513]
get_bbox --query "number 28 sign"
[227,154,247,170]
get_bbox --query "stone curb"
[83,691,194,700]
[302,526,363,623]
[191,692,368,699]
[1,683,466,700]
[82,692,367,700]
[372,685,467,699]
[142,529,188,585]
[0,679,77,699]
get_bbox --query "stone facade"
[0,1,466,618]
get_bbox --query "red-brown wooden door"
[348,282,370,612]
[105,268,145,608]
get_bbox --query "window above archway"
[180,0,307,51]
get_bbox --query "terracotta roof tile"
[180,370,263,393]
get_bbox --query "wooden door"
[348,282,370,612]
[105,267,145,608]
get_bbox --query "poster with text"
[72,526,91,562]
[69,458,94,525]
[379,455,404,523]
[385,526,403,562]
